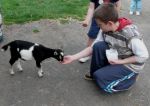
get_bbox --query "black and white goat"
[1,40,64,77]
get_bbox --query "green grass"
[32,28,40,33]
[0,0,88,24]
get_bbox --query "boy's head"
[94,3,119,32]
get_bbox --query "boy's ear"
[108,21,114,25]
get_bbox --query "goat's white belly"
[20,46,34,60]
[20,50,33,60]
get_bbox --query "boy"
[79,0,121,63]
[62,3,149,93]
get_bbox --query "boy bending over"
[62,3,149,93]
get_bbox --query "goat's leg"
[36,62,43,77]
[16,59,23,72]
[9,58,18,75]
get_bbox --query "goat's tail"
[1,42,11,52]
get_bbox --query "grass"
[32,28,40,33]
[0,0,88,24]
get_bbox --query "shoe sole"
[79,61,86,63]
[84,76,94,81]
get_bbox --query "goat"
[1,40,64,77]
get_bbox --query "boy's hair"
[94,3,118,24]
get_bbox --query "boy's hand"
[61,55,74,64]
[82,20,89,27]
[109,59,124,65]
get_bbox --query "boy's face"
[96,19,113,32]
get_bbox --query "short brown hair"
[94,3,118,24]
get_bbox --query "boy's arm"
[62,47,92,64]
[109,56,137,65]
[72,46,93,61]
[109,38,149,64]
[128,38,149,63]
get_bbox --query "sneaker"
[129,11,134,15]
[84,72,94,81]
[78,56,90,63]
[136,11,140,15]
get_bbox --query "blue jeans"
[90,41,138,93]
[130,0,142,12]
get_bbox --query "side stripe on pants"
[104,72,135,93]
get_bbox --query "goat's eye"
[54,51,58,55]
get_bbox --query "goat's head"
[53,49,64,62]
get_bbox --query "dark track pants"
[90,41,138,93]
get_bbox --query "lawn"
[0,0,88,24]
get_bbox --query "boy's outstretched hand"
[61,55,74,64]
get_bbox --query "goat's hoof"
[10,72,15,76]
[18,70,23,72]
[38,72,44,78]
[38,74,43,78]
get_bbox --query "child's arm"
[109,38,149,65]
[62,47,92,64]
[82,2,95,27]
[129,38,149,63]
[109,56,137,65]
[114,0,121,12]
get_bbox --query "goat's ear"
[54,51,58,55]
